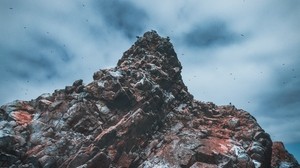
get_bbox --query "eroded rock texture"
[0,31,299,168]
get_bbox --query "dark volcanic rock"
[0,31,298,168]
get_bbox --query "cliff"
[0,31,299,168]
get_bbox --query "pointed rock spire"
[117,30,182,82]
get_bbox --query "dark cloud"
[1,48,58,81]
[0,33,73,82]
[183,20,241,48]
[258,63,300,118]
[9,54,57,80]
[94,0,148,38]
[30,33,73,63]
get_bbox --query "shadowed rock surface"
[0,31,299,168]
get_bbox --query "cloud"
[265,67,300,114]
[30,34,73,62]
[6,54,57,80]
[93,0,148,38]
[0,30,75,81]
[182,20,241,48]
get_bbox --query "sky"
[0,0,299,161]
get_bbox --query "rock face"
[0,31,299,168]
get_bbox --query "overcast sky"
[1,0,299,160]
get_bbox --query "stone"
[65,85,75,94]
[190,162,218,168]
[73,79,83,87]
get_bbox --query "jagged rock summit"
[0,31,299,168]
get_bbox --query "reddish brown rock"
[10,110,32,125]
[0,31,298,168]
[271,142,299,168]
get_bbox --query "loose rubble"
[0,31,299,167]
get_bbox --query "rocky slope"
[0,31,299,168]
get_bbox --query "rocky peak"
[0,31,299,168]
[118,30,180,73]
[117,31,183,89]
[92,31,191,109]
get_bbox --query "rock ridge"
[0,31,299,168]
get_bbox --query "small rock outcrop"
[271,142,299,168]
[0,31,299,168]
